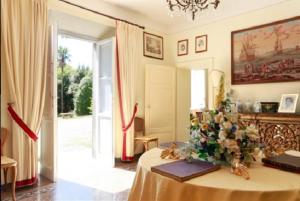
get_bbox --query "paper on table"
[285,150,300,158]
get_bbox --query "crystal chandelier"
[166,0,221,20]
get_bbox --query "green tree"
[57,46,71,113]
[57,65,75,113]
[74,71,93,115]
[71,65,90,84]
[68,65,91,110]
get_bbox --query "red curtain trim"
[7,104,38,141]
[16,176,37,188]
[121,156,134,161]
[122,130,127,161]
[122,103,138,132]
[116,29,127,161]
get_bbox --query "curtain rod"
[59,0,145,29]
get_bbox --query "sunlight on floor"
[57,116,135,194]
[58,153,135,194]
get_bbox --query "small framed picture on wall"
[195,35,207,53]
[178,39,188,56]
[278,94,299,113]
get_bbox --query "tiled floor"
[1,159,138,201]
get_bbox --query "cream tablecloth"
[128,148,300,201]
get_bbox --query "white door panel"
[176,68,191,142]
[92,38,115,167]
[145,65,176,143]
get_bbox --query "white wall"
[170,0,300,114]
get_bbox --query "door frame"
[40,23,58,182]
[176,58,213,109]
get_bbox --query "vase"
[236,100,243,113]
[243,100,252,113]
[253,101,261,113]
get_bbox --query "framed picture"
[143,32,163,60]
[231,16,300,85]
[278,94,299,113]
[178,39,188,56]
[195,35,207,53]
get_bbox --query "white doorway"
[56,33,94,180]
[191,69,207,110]
[56,35,116,179]
[40,10,116,182]
[176,67,208,142]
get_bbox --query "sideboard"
[239,113,300,151]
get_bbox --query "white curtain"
[1,0,48,186]
[116,21,142,161]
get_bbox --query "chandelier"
[166,0,221,20]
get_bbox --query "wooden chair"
[1,128,17,201]
[134,117,158,151]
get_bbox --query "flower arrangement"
[188,110,260,179]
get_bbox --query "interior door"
[40,23,58,181]
[92,38,115,167]
[145,64,176,143]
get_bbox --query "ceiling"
[102,0,289,32]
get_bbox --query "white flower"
[202,112,212,122]
[214,112,224,123]
[200,137,207,143]
[218,139,226,149]
[223,121,233,130]
[235,130,243,140]
[218,130,227,141]
[191,130,200,138]
[246,125,259,141]
[224,139,239,152]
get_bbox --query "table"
[128,148,300,201]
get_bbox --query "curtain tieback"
[7,103,38,141]
[122,103,138,132]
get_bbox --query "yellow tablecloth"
[128,148,300,201]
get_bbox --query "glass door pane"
[92,38,114,167]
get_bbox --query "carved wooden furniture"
[239,113,300,152]
[1,128,17,201]
[134,117,158,151]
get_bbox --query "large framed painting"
[231,16,300,85]
[143,32,164,60]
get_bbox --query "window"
[191,69,206,110]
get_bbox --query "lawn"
[58,115,92,152]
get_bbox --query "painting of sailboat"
[231,16,300,85]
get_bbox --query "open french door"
[40,23,58,181]
[92,38,115,167]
